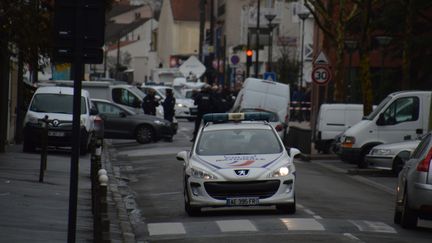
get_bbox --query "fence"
[289,101,311,122]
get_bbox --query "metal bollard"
[39,115,49,183]
[98,171,110,241]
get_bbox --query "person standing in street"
[142,89,159,116]
[162,89,176,122]
[191,85,213,142]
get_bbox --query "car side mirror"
[176,151,188,161]
[119,111,127,118]
[289,148,301,158]
[376,113,386,126]
[398,150,411,163]
[90,107,98,116]
[133,100,141,108]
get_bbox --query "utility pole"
[254,0,260,78]
[199,0,206,62]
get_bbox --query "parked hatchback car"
[394,132,432,228]
[91,99,176,143]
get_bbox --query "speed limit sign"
[312,66,331,85]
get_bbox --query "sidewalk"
[0,144,93,242]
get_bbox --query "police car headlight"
[177,103,185,108]
[269,166,290,177]
[191,167,217,180]
[26,114,39,125]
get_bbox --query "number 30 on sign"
[312,66,331,85]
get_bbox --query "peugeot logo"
[234,169,249,176]
[51,119,60,127]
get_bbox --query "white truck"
[231,78,290,138]
[339,91,431,168]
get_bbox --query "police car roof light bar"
[203,112,271,123]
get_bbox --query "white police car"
[176,112,301,216]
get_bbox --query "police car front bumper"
[186,176,295,207]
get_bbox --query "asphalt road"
[109,120,432,243]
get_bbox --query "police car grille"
[204,180,280,200]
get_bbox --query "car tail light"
[275,124,284,132]
[285,114,289,123]
[417,147,432,172]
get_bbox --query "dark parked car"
[91,99,175,143]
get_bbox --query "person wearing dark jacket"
[142,89,159,115]
[191,85,214,141]
[162,89,176,122]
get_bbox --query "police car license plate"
[226,197,259,206]
[48,131,65,137]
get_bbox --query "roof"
[104,18,149,43]
[203,122,273,132]
[170,0,210,21]
[106,2,143,20]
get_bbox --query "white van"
[315,104,366,153]
[339,91,432,168]
[231,78,290,138]
[23,86,97,154]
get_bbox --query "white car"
[141,84,197,120]
[365,139,421,175]
[176,112,300,216]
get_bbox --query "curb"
[103,141,137,243]
[300,153,339,162]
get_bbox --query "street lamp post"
[375,36,392,84]
[298,11,309,88]
[344,40,357,102]
[265,14,276,72]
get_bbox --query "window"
[112,88,141,108]
[382,97,419,124]
[30,94,86,114]
[197,128,282,156]
[96,102,123,116]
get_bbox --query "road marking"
[349,220,397,233]
[303,207,323,219]
[343,233,363,242]
[216,220,257,232]
[280,218,325,231]
[147,222,186,236]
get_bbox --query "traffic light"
[246,49,253,67]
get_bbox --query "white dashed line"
[343,233,363,242]
[216,220,258,232]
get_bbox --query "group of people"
[142,89,176,122]
[191,84,235,141]
[141,84,236,142]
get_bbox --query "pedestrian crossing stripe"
[216,220,257,232]
[146,218,397,237]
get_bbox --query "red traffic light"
[246,50,253,57]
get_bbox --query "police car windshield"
[196,129,282,156]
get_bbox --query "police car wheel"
[184,183,201,216]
